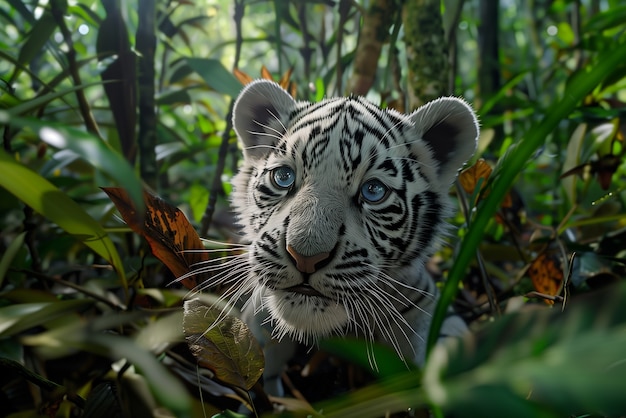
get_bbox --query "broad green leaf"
[11,10,59,83]
[561,123,586,205]
[189,182,209,223]
[186,57,243,98]
[156,88,192,106]
[0,299,94,337]
[6,116,143,213]
[68,4,103,26]
[0,149,127,285]
[424,282,626,417]
[320,337,416,378]
[5,81,108,117]
[182,299,264,391]
[584,5,626,33]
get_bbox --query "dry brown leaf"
[459,158,492,196]
[103,187,208,289]
[529,253,564,305]
[233,66,297,97]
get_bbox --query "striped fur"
[201,80,477,369]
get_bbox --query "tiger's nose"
[287,245,330,274]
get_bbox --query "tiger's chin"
[265,289,349,343]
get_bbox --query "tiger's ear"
[410,97,479,184]
[232,80,296,160]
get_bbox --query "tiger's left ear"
[410,97,479,184]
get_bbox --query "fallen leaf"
[103,187,208,289]
[460,159,513,210]
[459,158,492,196]
[529,253,564,305]
[183,299,264,391]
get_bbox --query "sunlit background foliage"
[1,0,626,416]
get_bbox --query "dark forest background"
[1,0,626,417]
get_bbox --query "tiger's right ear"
[232,80,296,160]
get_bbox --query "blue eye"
[272,166,295,189]
[360,179,389,203]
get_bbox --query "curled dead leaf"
[103,187,208,289]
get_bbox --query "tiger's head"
[229,80,478,351]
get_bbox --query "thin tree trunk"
[136,0,157,188]
[476,0,500,109]
[346,0,395,96]
[402,0,448,110]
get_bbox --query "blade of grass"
[427,40,626,355]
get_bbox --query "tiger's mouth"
[284,284,326,298]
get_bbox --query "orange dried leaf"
[529,253,564,305]
[103,187,208,289]
[233,68,253,86]
[288,81,297,98]
[260,65,272,81]
[278,67,293,89]
[459,159,492,195]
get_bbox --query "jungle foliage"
[1,0,626,417]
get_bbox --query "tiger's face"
[229,80,478,349]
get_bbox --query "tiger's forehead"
[282,98,411,164]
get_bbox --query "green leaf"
[11,10,58,83]
[0,299,94,337]
[6,0,35,24]
[5,81,107,117]
[561,123,587,205]
[424,282,626,417]
[182,299,264,391]
[427,39,626,354]
[320,337,417,378]
[7,116,143,214]
[584,5,626,33]
[0,149,127,285]
[186,58,243,98]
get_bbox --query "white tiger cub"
[217,80,477,388]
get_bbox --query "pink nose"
[287,245,330,274]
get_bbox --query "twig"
[0,357,86,409]
[50,1,101,137]
[199,2,245,237]
[524,291,564,303]
[200,102,235,237]
[18,269,127,311]
[455,181,500,315]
